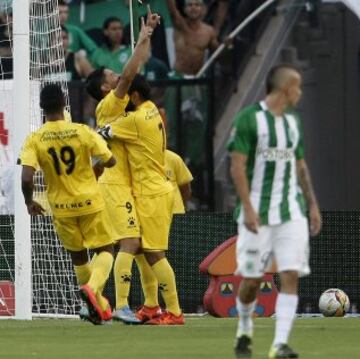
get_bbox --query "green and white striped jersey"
[227,101,306,225]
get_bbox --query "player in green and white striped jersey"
[228,64,322,359]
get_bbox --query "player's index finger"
[147,4,152,16]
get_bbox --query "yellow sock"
[89,253,109,311]
[152,258,181,316]
[87,251,113,296]
[73,263,91,286]
[114,251,134,309]
[135,254,159,308]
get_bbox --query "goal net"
[0,0,78,318]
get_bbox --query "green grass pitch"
[0,316,359,358]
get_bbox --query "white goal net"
[0,0,79,318]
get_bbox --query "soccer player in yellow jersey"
[99,74,185,325]
[20,84,116,325]
[165,150,193,214]
[85,12,162,323]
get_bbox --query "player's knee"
[279,270,299,293]
[94,244,114,257]
[239,278,261,302]
[144,251,165,266]
[68,249,88,266]
[119,237,141,254]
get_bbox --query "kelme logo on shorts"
[128,217,136,228]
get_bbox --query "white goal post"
[13,0,32,320]
[0,0,78,319]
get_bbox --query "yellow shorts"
[136,190,174,251]
[99,183,140,240]
[53,209,115,252]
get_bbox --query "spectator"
[58,0,97,55]
[90,17,132,74]
[177,0,230,36]
[0,11,12,79]
[61,26,94,81]
[167,0,219,75]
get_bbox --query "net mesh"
[0,0,78,317]
[30,0,77,316]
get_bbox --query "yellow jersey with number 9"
[19,120,113,218]
[109,101,173,197]
[96,90,131,186]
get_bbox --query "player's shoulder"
[285,108,301,119]
[165,149,182,162]
[233,104,260,126]
[24,130,39,144]
[68,122,96,137]
[64,121,87,130]
[285,108,302,127]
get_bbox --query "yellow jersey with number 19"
[96,90,131,186]
[108,100,173,197]
[19,120,113,218]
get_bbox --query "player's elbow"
[230,161,243,182]
[180,183,192,202]
[104,156,116,168]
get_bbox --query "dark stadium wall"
[295,3,360,210]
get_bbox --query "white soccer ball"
[318,288,350,317]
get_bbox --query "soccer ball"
[318,288,350,317]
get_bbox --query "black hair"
[102,17,123,49]
[40,84,65,114]
[128,74,151,101]
[58,0,68,7]
[86,67,106,102]
[265,63,300,94]
[103,16,122,30]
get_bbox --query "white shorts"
[236,217,310,278]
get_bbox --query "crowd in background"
[0,0,270,211]
[0,0,235,81]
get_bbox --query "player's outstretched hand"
[309,204,322,237]
[146,5,161,29]
[138,17,154,44]
[26,200,45,216]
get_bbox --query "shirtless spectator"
[167,0,219,75]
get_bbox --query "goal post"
[13,0,32,321]
[0,0,77,319]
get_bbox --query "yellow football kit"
[102,100,175,250]
[165,150,193,214]
[96,90,140,239]
[19,120,115,251]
